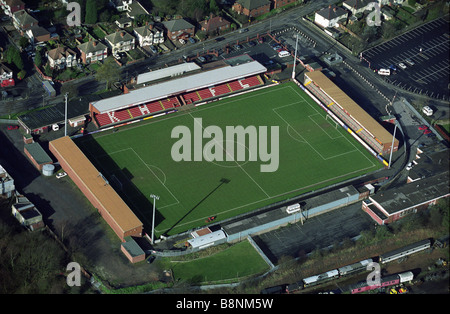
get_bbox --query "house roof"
[133,24,156,37]
[78,40,107,53]
[105,30,134,44]
[126,0,149,18]
[5,0,25,7]
[200,15,231,33]
[47,46,77,60]
[316,5,348,19]
[343,0,370,9]
[162,19,195,32]
[236,0,271,10]
[27,25,50,37]
[13,10,38,26]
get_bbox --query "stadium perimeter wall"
[49,136,143,242]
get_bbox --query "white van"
[377,68,391,76]
[422,106,433,116]
[278,50,290,58]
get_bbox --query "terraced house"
[12,9,37,35]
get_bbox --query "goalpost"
[325,114,339,129]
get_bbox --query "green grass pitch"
[75,82,383,237]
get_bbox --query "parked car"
[427,133,436,138]
[422,106,433,116]
[405,162,413,171]
[7,125,19,130]
[239,28,248,33]
[423,129,432,135]
[248,41,255,47]
[56,172,67,179]
[405,58,415,66]
[418,125,428,130]
[197,56,206,63]
[189,37,196,44]
[149,45,158,54]
[179,38,185,44]
[398,62,407,70]
[215,37,225,42]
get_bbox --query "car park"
[398,62,407,70]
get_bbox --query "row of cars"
[377,58,415,76]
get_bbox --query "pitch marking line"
[188,112,271,199]
[272,105,357,161]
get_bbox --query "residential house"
[200,14,231,34]
[381,5,395,21]
[314,5,349,28]
[105,30,135,56]
[122,0,150,19]
[109,0,132,11]
[0,62,13,82]
[133,23,164,47]
[0,0,25,17]
[162,19,195,41]
[77,39,108,64]
[26,25,51,43]
[12,9,38,35]
[232,0,271,18]
[342,0,371,15]
[46,46,78,69]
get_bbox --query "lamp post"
[150,194,159,244]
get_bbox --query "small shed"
[24,142,53,171]
[121,237,146,263]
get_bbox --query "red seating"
[197,88,213,99]
[228,80,244,92]
[146,101,163,113]
[183,91,200,103]
[240,76,262,87]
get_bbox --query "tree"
[34,51,42,68]
[95,57,120,90]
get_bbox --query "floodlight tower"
[292,33,299,80]
[150,194,160,244]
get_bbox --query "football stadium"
[49,55,394,251]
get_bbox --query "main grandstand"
[89,55,266,128]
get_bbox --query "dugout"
[49,136,143,242]
[304,71,398,155]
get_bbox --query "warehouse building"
[304,71,398,156]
